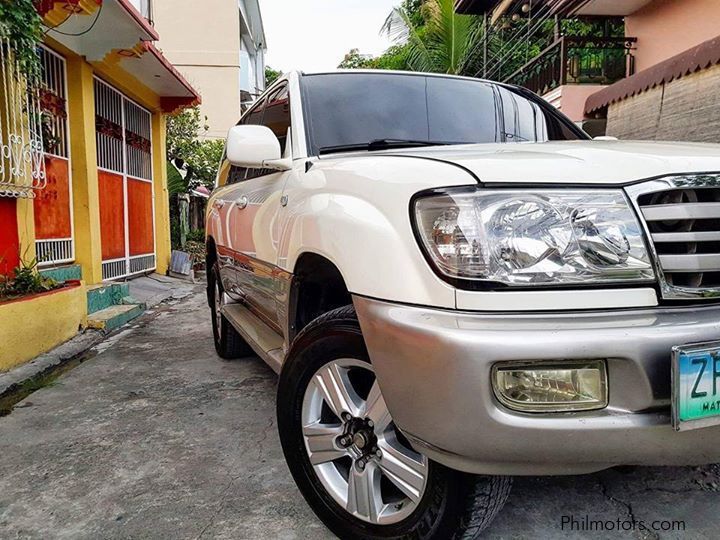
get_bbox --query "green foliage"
[166,107,224,192]
[373,44,412,70]
[0,258,59,300]
[338,49,375,69]
[185,229,206,243]
[265,65,282,87]
[381,0,485,75]
[0,0,42,80]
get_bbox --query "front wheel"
[277,305,512,539]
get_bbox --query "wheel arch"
[288,251,352,342]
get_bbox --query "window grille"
[0,38,46,198]
[124,99,152,180]
[94,79,124,173]
[37,46,68,158]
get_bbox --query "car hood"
[377,140,720,185]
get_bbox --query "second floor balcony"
[505,36,637,96]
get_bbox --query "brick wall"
[606,64,720,143]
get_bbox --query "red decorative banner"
[95,115,123,141]
[125,130,151,154]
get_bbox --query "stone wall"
[606,63,720,143]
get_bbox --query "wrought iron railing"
[0,38,46,198]
[505,36,637,96]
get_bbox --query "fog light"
[492,361,608,412]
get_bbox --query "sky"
[260,0,398,73]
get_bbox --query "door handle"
[212,199,225,210]
[235,195,249,210]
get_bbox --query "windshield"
[300,72,586,156]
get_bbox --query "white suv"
[206,70,720,538]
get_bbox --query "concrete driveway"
[1,286,719,539]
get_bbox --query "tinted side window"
[262,84,291,155]
[229,97,268,182]
[242,97,267,126]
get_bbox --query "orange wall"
[34,156,72,240]
[627,0,720,73]
[127,179,154,256]
[98,170,126,260]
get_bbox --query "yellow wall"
[66,54,103,284]
[152,113,172,275]
[0,283,87,372]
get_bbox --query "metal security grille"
[628,175,720,301]
[0,37,46,198]
[38,47,68,158]
[94,79,124,173]
[36,46,74,266]
[124,100,152,180]
[36,238,73,264]
[95,78,155,281]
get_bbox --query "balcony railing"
[505,36,637,96]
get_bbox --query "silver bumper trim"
[353,295,720,475]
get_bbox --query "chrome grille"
[627,174,720,300]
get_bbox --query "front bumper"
[353,295,720,475]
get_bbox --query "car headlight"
[413,189,654,286]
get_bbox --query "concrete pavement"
[1,285,719,539]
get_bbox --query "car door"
[222,83,292,331]
[211,96,265,295]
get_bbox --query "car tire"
[208,263,253,359]
[277,305,512,539]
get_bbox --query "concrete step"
[87,304,145,332]
[86,283,131,314]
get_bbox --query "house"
[0,0,200,371]
[456,0,720,141]
[152,0,267,139]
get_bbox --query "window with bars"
[94,79,124,173]
[124,100,152,180]
[94,79,152,179]
[38,47,68,158]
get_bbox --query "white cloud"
[260,0,398,73]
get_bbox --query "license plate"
[673,342,720,431]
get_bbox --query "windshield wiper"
[319,139,456,155]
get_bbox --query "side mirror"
[226,125,289,170]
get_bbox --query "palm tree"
[381,0,485,75]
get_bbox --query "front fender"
[277,155,475,309]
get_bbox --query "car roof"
[297,69,502,87]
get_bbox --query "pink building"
[456,0,720,141]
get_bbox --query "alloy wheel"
[301,358,428,525]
